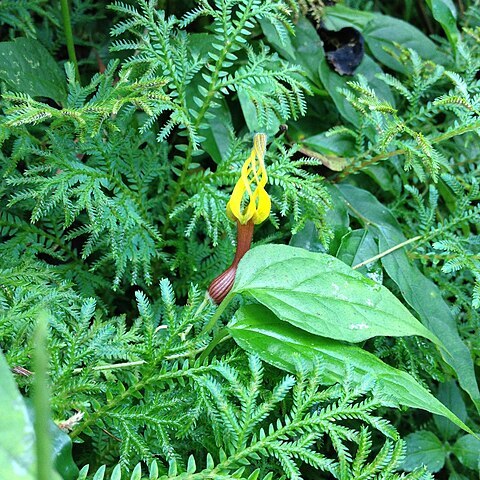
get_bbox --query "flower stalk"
[208,220,254,304]
[207,133,271,305]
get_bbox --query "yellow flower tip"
[226,133,271,225]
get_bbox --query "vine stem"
[60,0,80,82]
[198,328,230,363]
[352,235,422,270]
[336,119,480,181]
[199,292,234,336]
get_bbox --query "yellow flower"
[226,133,271,225]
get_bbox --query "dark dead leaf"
[318,25,364,75]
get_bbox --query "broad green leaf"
[336,184,480,411]
[319,54,394,126]
[262,16,324,86]
[324,6,449,73]
[323,5,374,30]
[302,132,355,158]
[0,349,35,480]
[325,183,351,255]
[291,183,350,256]
[363,164,402,194]
[231,244,440,345]
[229,304,471,432]
[201,99,232,164]
[259,18,296,62]
[238,85,280,136]
[25,402,79,480]
[403,431,445,473]
[449,473,469,480]
[362,15,448,73]
[289,221,326,254]
[298,132,351,172]
[336,229,378,268]
[452,435,480,470]
[426,0,460,49]
[434,381,467,440]
[0,38,66,104]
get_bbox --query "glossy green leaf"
[262,16,324,85]
[302,131,355,158]
[426,0,460,49]
[336,229,378,268]
[403,431,445,473]
[324,6,449,73]
[289,221,326,253]
[238,85,280,135]
[259,18,296,62]
[201,99,233,164]
[0,38,66,104]
[0,349,36,480]
[231,244,439,344]
[229,304,471,432]
[337,184,480,411]
[449,473,470,480]
[25,402,79,480]
[434,381,467,440]
[363,15,448,73]
[323,5,374,30]
[290,184,350,256]
[452,435,480,470]
[319,54,394,126]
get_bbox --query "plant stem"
[198,328,230,363]
[72,360,146,374]
[200,292,234,336]
[60,0,80,81]
[352,236,422,269]
[33,312,54,480]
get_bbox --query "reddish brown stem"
[208,221,254,304]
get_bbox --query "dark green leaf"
[337,184,480,411]
[262,16,327,87]
[449,473,470,480]
[434,381,467,440]
[201,99,233,164]
[336,229,383,283]
[0,38,66,104]
[426,0,460,49]
[289,221,326,253]
[324,6,449,73]
[403,431,445,473]
[302,131,355,157]
[363,15,449,73]
[0,349,36,480]
[231,244,440,344]
[229,304,471,432]
[323,5,375,30]
[452,435,480,470]
[319,54,394,125]
[259,18,296,61]
[238,85,280,135]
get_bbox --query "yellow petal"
[225,133,271,225]
[251,186,271,225]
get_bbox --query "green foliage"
[2,0,480,479]
[0,0,327,290]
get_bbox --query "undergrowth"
[1,0,480,479]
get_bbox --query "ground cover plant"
[1,0,480,479]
